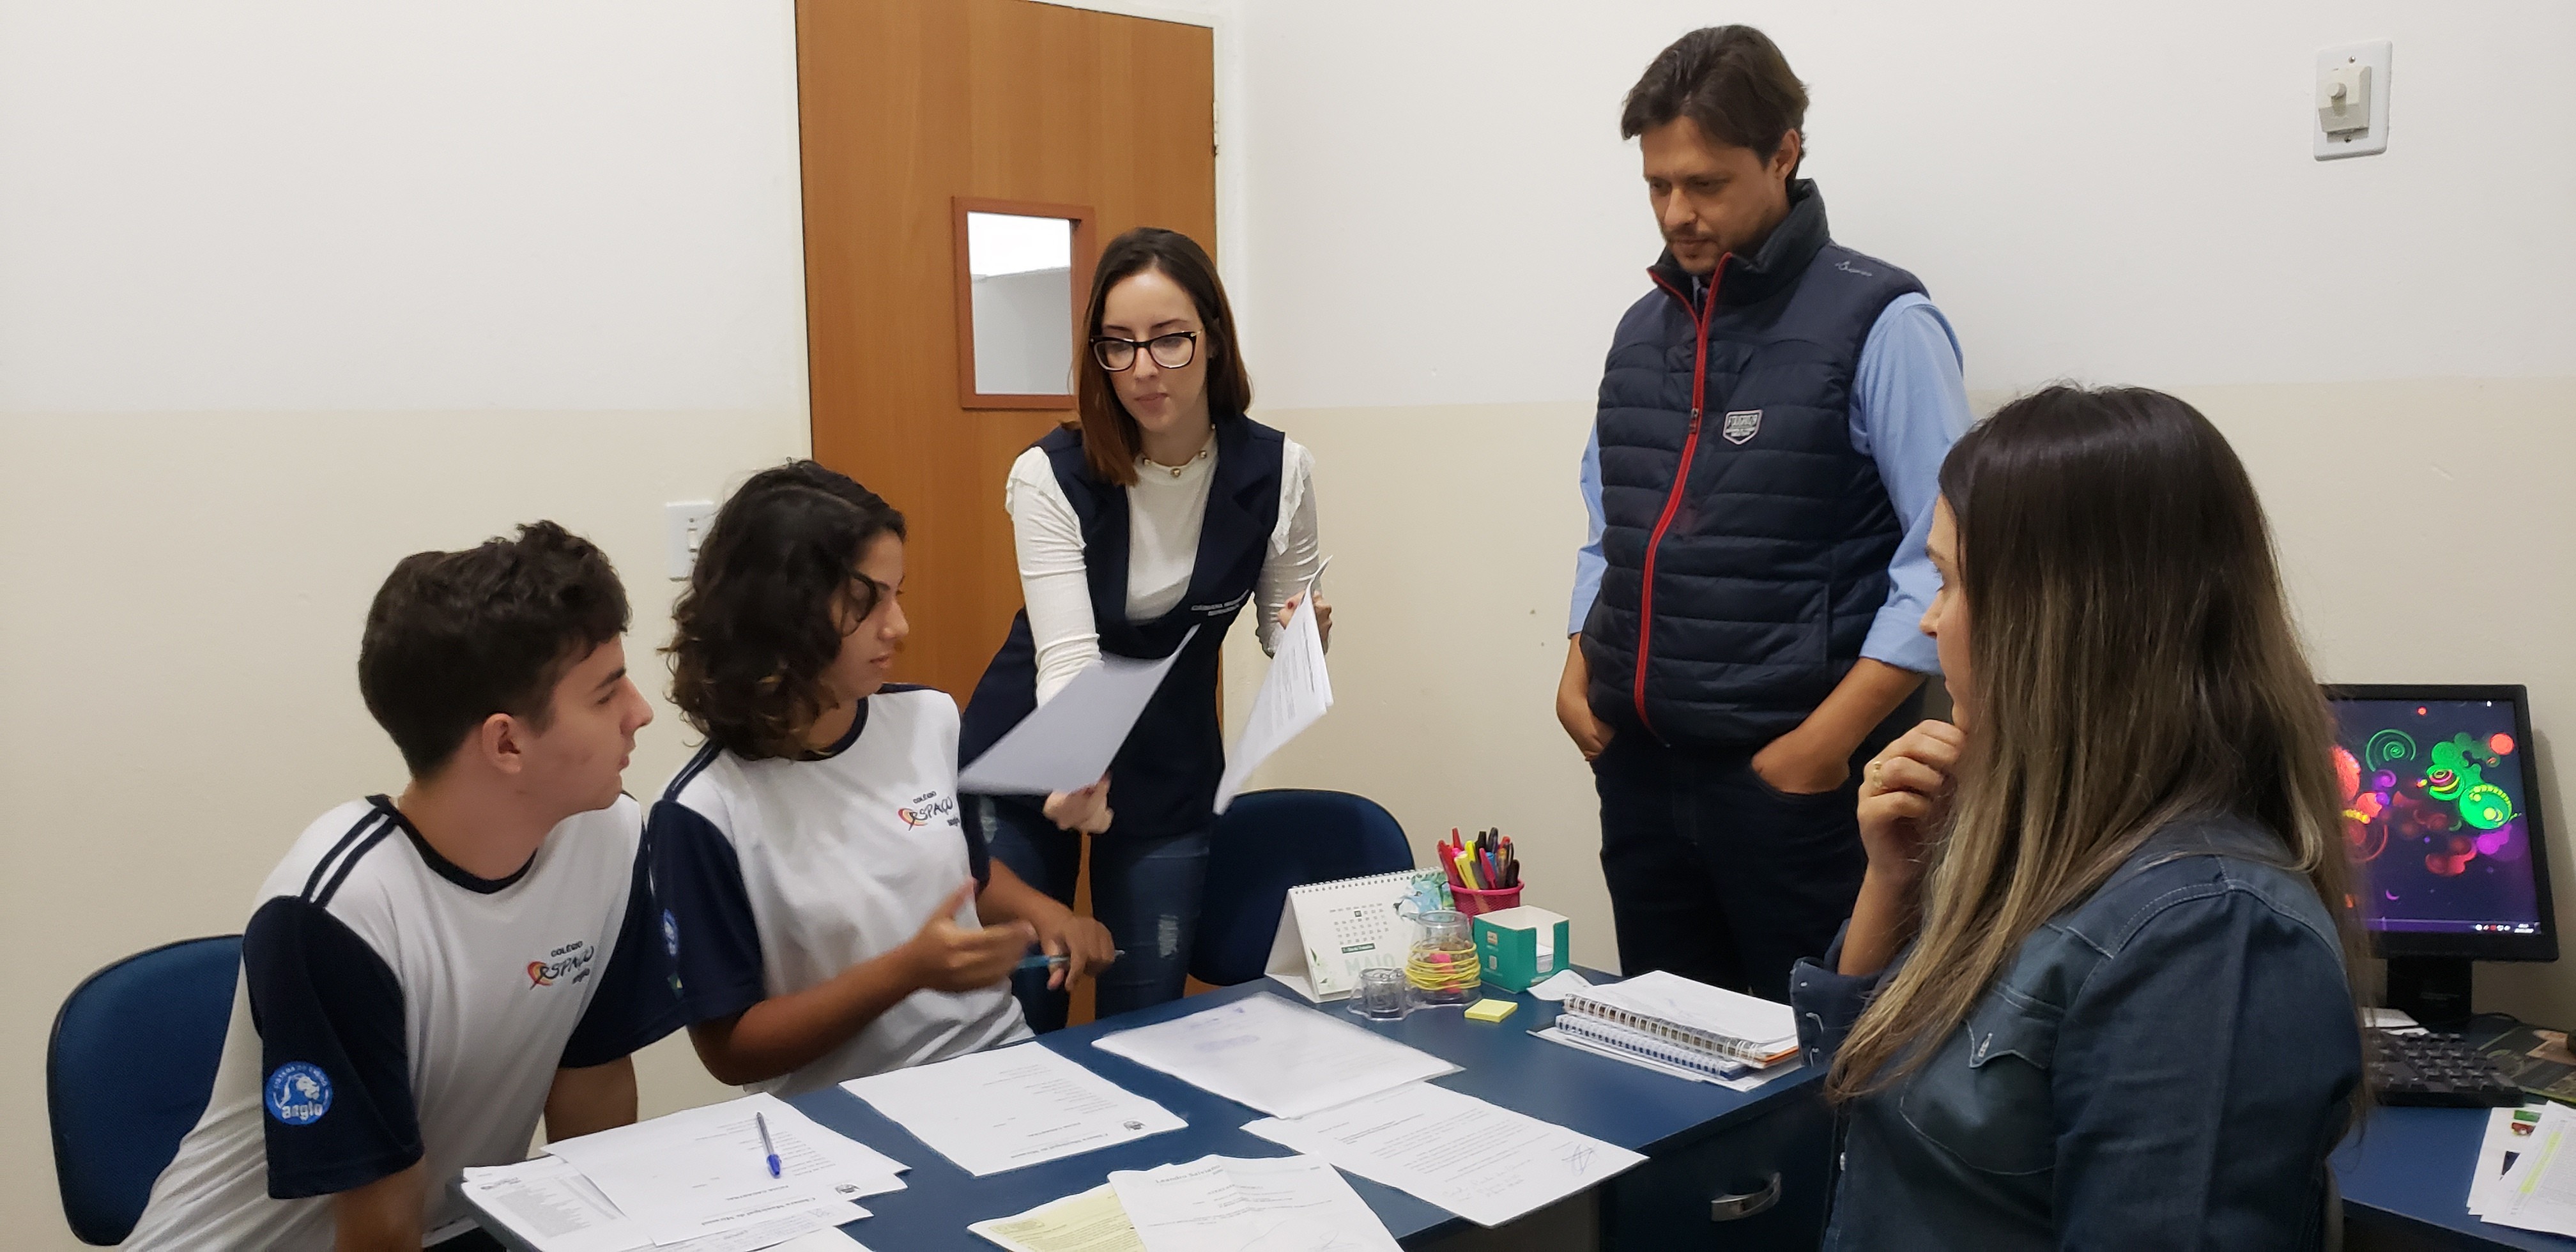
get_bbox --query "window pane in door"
[966,212,1075,395]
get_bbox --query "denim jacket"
[1789,817,2362,1250]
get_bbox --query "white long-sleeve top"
[1006,434,1321,705]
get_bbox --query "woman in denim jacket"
[1790,386,2366,1249]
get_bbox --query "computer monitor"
[2326,684,2558,1025]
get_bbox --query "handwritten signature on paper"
[1561,1144,1598,1173]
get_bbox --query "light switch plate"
[2315,40,2392,160]
[665,500,716,580]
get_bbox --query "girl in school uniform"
[960,227,1328,1029]
[650,461,1116,1094]
[1791,387,2365,1248]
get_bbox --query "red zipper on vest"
[1633,258,1726,738]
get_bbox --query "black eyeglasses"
[1091,331,1197,372]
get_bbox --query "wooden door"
[797,0,1218,702]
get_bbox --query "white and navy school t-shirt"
[650,685,1030,1097]
[126,795,680,1251]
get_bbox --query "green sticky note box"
[1471,906,1570,993]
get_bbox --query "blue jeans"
[973,796,1210,1032]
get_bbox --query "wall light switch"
[665,500,716,580]
[2315,40,2391,160]
[2319,63,2370,134]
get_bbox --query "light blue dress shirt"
[1569,292,1970,675]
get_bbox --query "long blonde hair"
[1825,386,2363,1113]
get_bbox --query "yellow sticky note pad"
[1464,998,1518,1023]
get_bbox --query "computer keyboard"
[2369,1028,2526,1107]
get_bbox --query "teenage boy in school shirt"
[127,523,680,1251]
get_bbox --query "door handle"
[1710,1172,1782,1222]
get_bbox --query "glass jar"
[1403,908,1482,1007]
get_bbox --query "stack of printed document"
[1091,993,1458,1118]
[2474,1100,2576,1237]
[463,1093,905,1252]
[1244,1081,1644,1227]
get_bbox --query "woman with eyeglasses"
[959,227,1327,1029]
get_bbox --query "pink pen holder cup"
[1450,884,1523,917]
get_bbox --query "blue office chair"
[49,935,242,1245]
[1191,789,1413,986]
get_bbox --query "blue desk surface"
[2336,1105,2576,1250]
[596,975,1816,1251]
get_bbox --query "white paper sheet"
[460,1156,647,1252]
[1091,993,1458,1120]
[769,1233,877,1252]
[1524,970,1593,1002]
[1213,565,1331,813]
[1108,1154,1399,1252]
[1242,1081,1645,1228]
[2469,1104,2549,1216]
[960,627,1198,795]
[460,1155,873,1252]
[542,1093,905,1244]
[2488,1101,2576,1236]
[840,1042,1184,1176]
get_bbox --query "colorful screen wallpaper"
[2331,698,2542,935]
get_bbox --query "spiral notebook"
[1558,970,1800,1069]
[1263,868,1453,1002]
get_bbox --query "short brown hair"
[1072,227,1252,487]
[358,521,630,777]
[1620,26,1809,176]
[666,461,905,761]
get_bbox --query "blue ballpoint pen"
[1015,949,1126,971]
[755,1111,781,1179]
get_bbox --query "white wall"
[1220,0,2576,403]
[1215,0,2576,1026]
[0,2,807,1244]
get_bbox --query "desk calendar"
[1263,869,1453,1001]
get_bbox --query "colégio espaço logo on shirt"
[898,790,959,829]
[525,937,599,989]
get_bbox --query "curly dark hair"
[668,461,906,761]
[358,521,631,777]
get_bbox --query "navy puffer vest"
[959,416,1284,836]
[1582,181,1923,750]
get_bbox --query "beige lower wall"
[0,410,792,1248]
[1227,378,2576,1025]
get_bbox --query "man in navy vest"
[1556,26,1972,1001]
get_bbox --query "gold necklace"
[1141,441,1212,478]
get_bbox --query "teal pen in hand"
[755,1111,780,1179]
[1015,949,1126,971]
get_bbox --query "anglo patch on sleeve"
[264,1062,333,1126]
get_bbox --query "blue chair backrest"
[49,935,242,1246]
[1192,789,1413,986]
